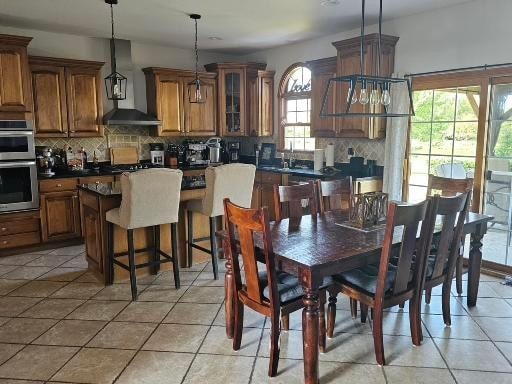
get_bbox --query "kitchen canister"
[325,143,335,167]
[314,149,324,171]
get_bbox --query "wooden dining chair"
[316,177,353,214]
[423,191,470,326]
[223,198,330,376]
[273,181,318,221]
[426,174,473,299]
[326,198,438,365]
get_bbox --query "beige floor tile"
[381,311,428,337]
[324,310,373,336]
[182,354,254,384]
[51,347,134,384]
[435,338,512,372]
[8,280,66,298]
[58,256,88,269]
[0,343,24,365]
[452,370,512,384]
[192,274,225,287]
[0,380,44,384]
[423,314,489,340]
[25,255,75,268]
[163,302,221,325]
[186,261,208,272]
[200,325,261,356]
[0,254,43,266]
[179,286,225,303]
[260,329,305,360]
[462,297,512,317]
[485,282,512,299]
[0,297,41,317]
[153,271,199,285]
[20,298,85,319]
[214,304,266,329]
[93,284,147,301]
[34,320,106,346]
[51,282,104,299]
[137,285,188,302]
[1,266,52,280]
[253,358,386,384]
[496,341,512,362]
[383,366,455,384]
[73,270,104,283]
[0,318,9,326]
[48,245,85,256]
[143,323,209,352]
[422,296,468,316]
[0,279,26,295]
[451,281,501,298]
[36,267,86,282]
[0,345,78,381]
[115,301,174,323]
[87,321,156,349]
[66,300,128,321]
[0,318,56,343]
[474,317,512,342]
[116,350,194,384]
[382,336,446,368]
[0,265,19,277]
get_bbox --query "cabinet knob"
[95,181,100,184]
[1,240,7,245]
[57,183,62,187]
[1,227,6,232]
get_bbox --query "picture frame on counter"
[259,143,276,166]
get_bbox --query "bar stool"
[186,163,256,279]
[106,168,183,300]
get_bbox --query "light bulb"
[370,88,380,105]
[381,89,391,106]
[347,87,357,104]
[195,86,202,101]
[359,87,369,105]
[113,82,121,98]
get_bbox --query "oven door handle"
[0,161,36,167]
[0,131,33,136]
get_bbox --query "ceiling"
[0,0,473,54]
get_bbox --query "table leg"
[302,272,320,384]
[467,223,486,307]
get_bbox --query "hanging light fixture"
[104,0,127,101]
[320,0,414,118]
[188,14,206,104]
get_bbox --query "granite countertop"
[78,179,206,197]
[256,165,342,179]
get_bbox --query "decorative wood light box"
[349,192,388,229]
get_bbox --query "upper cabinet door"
[157,74,183,136]
[0,45,32,113]
[219,68,246,136]
[183,75,217,136]
[65,67,103,137]
[309,57,337,137]
[31,64,68,137]
[258,72,274,137]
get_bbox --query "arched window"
[279,63,315,151]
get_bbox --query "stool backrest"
[119,168,183,228]
[203,164,256,217]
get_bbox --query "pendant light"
[320,0,414,118]
[104,0,127,101]
[188,14,206,104]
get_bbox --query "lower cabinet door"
[40,191,81,242]
[82,205,102,272]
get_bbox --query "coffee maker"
[149,143,165,166]
[227,142,241,163]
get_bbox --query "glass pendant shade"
[104,71,127,101]
[188,77,206,104]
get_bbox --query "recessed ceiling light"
[321,0,341,6]
[208,36,223,41]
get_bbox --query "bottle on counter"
[80,147,88,168]
[66,146,73,165]
[92,150,99,170]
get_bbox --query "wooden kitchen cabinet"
[252,171,282,221]
[247,69,274,137]
[29,56,104,138]
[0,211,40,250]
[40,190,81,242]
[143,67,217,137]
[330,34,399,139]
[0,34,33,116]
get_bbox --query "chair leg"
[187,210,194,268]
[209,216,219,280]
[425,288,432,304]
[281,314,289,331]
[442,281,452,326]
[327,290,337,338]
[350,298,358,319]
[360,303,368,323]
[171,223,180,289]
[151,225,160,275]
[372,305,385,366]
[319,293,326,353]
[127,229,138,301]
[107,222,114,285]
[232,294,244,351]
[409,296,422,346]
[269,314,280,377]
[399,302,405,309]
[456,253,464,295]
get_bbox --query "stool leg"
[151,225,161,275]
[127,229,138,300]
[171,223,180,289]
[187,210,194,268]
[107,222,114,285]
[209,216,219,280]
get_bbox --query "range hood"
[102,39,161,126]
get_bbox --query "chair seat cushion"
[333,264,398,296]
[105,208,123,228]
[260,271,333,305]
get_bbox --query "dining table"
[222,210,494,384]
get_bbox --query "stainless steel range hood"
[102,39,161,126]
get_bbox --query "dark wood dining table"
[222,210,493,384]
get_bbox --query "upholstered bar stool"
[106,168,183,300]
[186,163,256,279]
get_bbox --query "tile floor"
[0,244,511,383]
